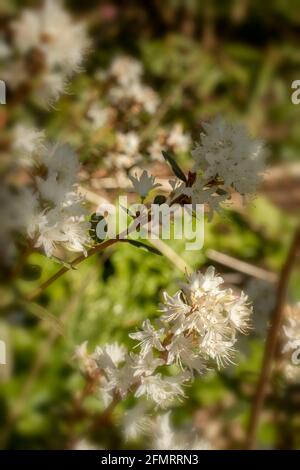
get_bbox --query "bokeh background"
[0,0,300,450]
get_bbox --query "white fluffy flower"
[227,291,252,334]
[107,56,159,114]
[10,0,89,103]
[106,132,141,170]
[57,214,90,255]
[103,342,127,366]
[86,104,110,130]
[33,205,89,257]
[166,334,205,375]
[107,151,135,170]
[282,305,300,354]
[36,72,68,104]
[135,373,186,408]
[93,342,127,371]
[166,124,190,153]
[181,266,224,299]
[129,319,165,357]
[151,413,211,450]
[122,402,151,441]
[130,83,159,114]
[32,192,89,257]
[40,143,79,190]
[182,179,227,220]
[148,140,165,162]
[33,209,68,257]
[12,0,89,74]
[162,267,252,369]
[74,341,98,376]
[0,187,40,257]
[36,173,71,207]
[168,116,267,218]
[132,351,165,377]
[13,125,45,164]
[108,56,143,87]
[109,80,159,113]
[151,412,175,450]
[78,269,252,417]
[1,140,89,258]
[200,334,237,368]
[281,307,300,385]
[129,170,161,198]
[191,116,266,196]
[159,291,191,324]
[73,440,100,450]
[105,359,136,398]
[282,362,300,384]
[116,132,140,157]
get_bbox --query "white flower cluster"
[72,402,210,449]
[84,56,190,176]
[106,56,159,115]
[170,116,266,218]
[191,116,266,194]
[282,305,300,383]
[2,0,89,104]
[75,267,252,411]
[1,142,89,259]
[121,406,211,449]
[150,412,211,450]
[148,124,191,162]
[161,266,252,368]
[108,131,141,170]
[105,124,190,174]
[12,124,46,166]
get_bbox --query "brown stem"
[246,225,300,449]
[24,213,151,303]
[25,238,118,302]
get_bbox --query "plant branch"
[206,248,277,283]
[246,225,300,449]
[24,238,118,302]
[24,213,151,303]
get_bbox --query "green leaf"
[121,239,162,256]
[162,150,187,183]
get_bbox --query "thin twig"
[206,248,277,283]
[23,301,64,335]
[25,238,118,302]
[246,225,300,449]
[25,212,151,302]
